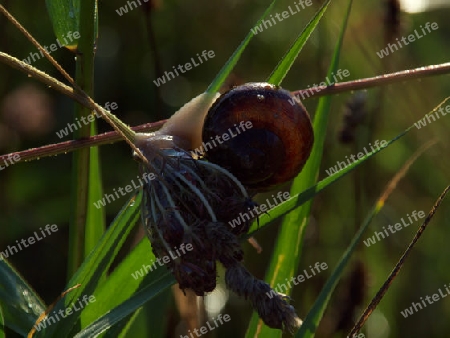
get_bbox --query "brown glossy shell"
[202,82,314,191]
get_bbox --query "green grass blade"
[45,0,80,49]
[73,273,174,338]
[134,288,173,337]
[74,238,158,325]
[267,0,332,86]
[206,0,278,94]
[246,1,351,335]
[37,192,142,337]
[45,0,98,50]
[72,229,173,336]
[90,286,172,338]
[0,259,45,336]
[65,0,102,280]
[103,309,142,338]
[85,137,106,258]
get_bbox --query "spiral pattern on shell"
[202,82,314,191]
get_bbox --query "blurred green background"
[1,0,450,337]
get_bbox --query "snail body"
[202,82,314,191]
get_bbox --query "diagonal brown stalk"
[291,62,450,99]
[348,184,450,337]
[0,55,450,165]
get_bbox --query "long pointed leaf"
[0,259,45,336]
[65,0,101,281]
[267,0,332,86]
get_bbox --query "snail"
[201,82,314,191]
[133,82,312,333]
[147,82,314,192]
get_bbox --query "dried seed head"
[137,139,253,292]
[135,132,302,333]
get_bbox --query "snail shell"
[202,82,314,191]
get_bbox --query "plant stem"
[292,62,450,99]
[68,0,99,277]
[0,122,164,164]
